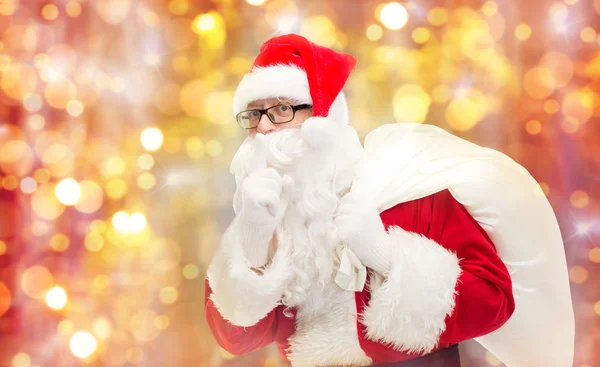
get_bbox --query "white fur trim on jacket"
[360,226,462,354]
[206,216,293,327]
[233,64,349,125]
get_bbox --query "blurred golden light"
[247,0,266,5]
[75,180,104,214]
[130,212,147,232]
[164,135,182,153]
[137,172,156,190]
[2,176,18,191]
[45,286,68,310]
[137,154,155,170]
[544,99,560,114]
[90,220,107,233]
[110,77,126,93]
[192,13,216,33]
[446,91,487,131]
[301,16,337,48]
[93,274,110,290]
[185,137,204,159]
[66,100,84,116]
[11,352,30,367]
[23,93,43,112]
[204,91,233,125]
[32,183,65,220]
[168,0,188,15]
[379,2,408,30]
[27,115,46,130]
[393,84,431,123]
[154,83,181,115]
[141,127,164,151]
[143,11,160,27]
[50,233,70,252]
[105,179,128,200]
[96,0,131,24]
[21,266,54,299]
[525,120,542,135]
[58,320,75,336]
[569,266,588,284]
[154,315,170,330]
[93,318,112,340]
[102,156,126,177]
[66,1,82,17]
[564,0,578,4]
[126,347,144,364]
[589,248,600,263]
[159,286,178,304]
[0,139,35,177]
[112,211,130,232]
[580,27,596,43]
[205,140,223,157]
[540,51,573,88]
[130,309,160,343]
[85,233,104,252]
[523,67,555,100]
[428,7,448,26]
[69,331,97,359]
[412,27,431,44]
[44,78,77,109]
[55,178,81,205]
[366,24,383,41]
[515,24,531,40]
[33,168,51,184]
[0,0,17,16]
[42,4,59,20]
[31,221,51,237]
[183,264,200,279]
[20,177,37,194]
[594,301,600,316]
[481,1,498,16]
[570,190,589,208]
[562,89,594,125]
[0,281,11,317]
[0,240,6,256]
[560,119,579,134]
[180,79,208,117]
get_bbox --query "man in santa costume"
[204,34,575,367]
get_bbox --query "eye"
[279,105,289,112]
[249,111,260,118]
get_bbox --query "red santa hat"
[233,34,357,126]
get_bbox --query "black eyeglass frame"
[236,103,313,129]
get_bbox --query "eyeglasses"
[236,103,312,129]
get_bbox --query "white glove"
[239,134,295,267]
[334,193,391,276]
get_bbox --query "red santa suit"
[205,34,575,367]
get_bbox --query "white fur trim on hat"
[233,64,350,125]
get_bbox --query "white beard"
[230,121,364,308]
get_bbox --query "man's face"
[247,98,313,136]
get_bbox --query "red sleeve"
[204,278,277,355]
[426,189,515,346]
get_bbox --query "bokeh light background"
[0,0,598,366]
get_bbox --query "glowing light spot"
[589,248,600,263]
[58,320,74,336]
[12,352,30,367]
[21,266,54,299]
[129,309,160,343]
[481,1,498,17]
[183,264,200,279]
[366,24,383,41]
[69,332,97,359]
[129,212,147,232]
[0,281,11,317]
[137,154,155,170]
[428,7,448,26]
[379,3,408,30]
[50,234,70,252]
[23,93,43,112]
[185,137,204,159]
[525,120,542,135]
[393,84,431,123]
[159,286,178,304]
[569,266,588,284]
[544,99,560,114]
[154,315,170,330]
[3,176,18,191]
[20,177,37,194]
[75,180,104,214]
[246,0,266,5]
[42,4,59,20]
[126,347,144,364]
[84,233,104,252]
[137,172,156,190]
[0,241,6,256]
[412,27,431,44]
[140,127,164,151]
[576,222,591,235]
[45,286,68,310]
[66,100,84,116]
[523,67,555,100]
[192,13,216,33]
[55,178,81,205]
[168,0,189,15]
[594,301,600,315]
[105,179,128,199]
[27,115,45,130]
[205,140,222,157]
[515,24,531,40]
[580,27,596,43]
[570,190,589,208]
[112,211,130,232]
[66,1,82,17]
[93,274,110,290]
[93,318,112,340]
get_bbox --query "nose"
[256,113,276,134]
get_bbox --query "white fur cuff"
[360,226,461,354]
[207,217,293,327]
